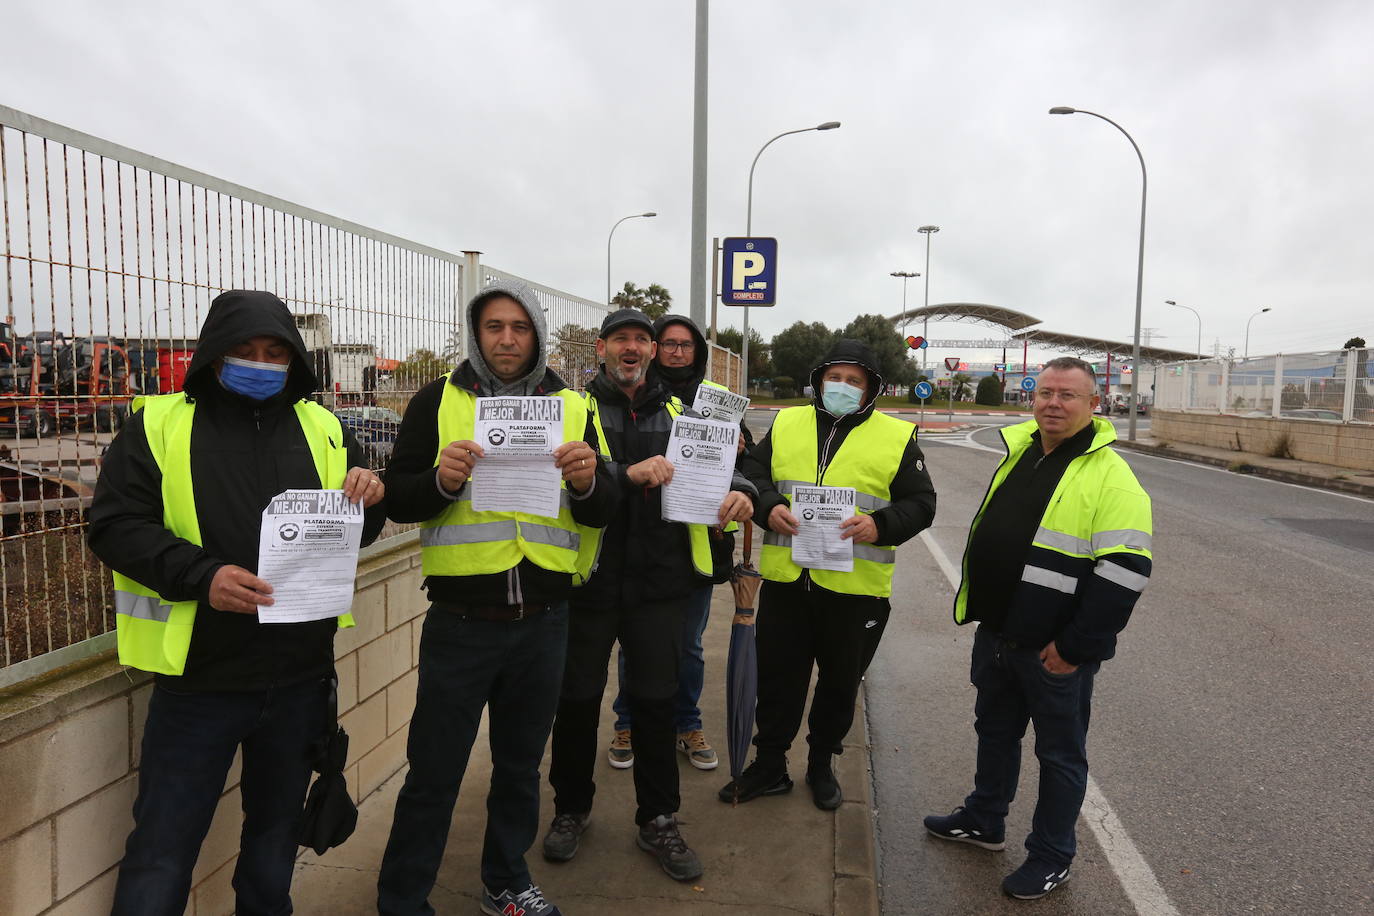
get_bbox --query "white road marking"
[917,526,1181,916]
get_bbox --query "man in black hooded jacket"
[89,290,386,916]
[722,339,936,810]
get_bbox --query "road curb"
[839,687,881,915]
[1114,439,1374,498]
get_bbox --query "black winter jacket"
[382,360,618,606]
[88,290,386,692]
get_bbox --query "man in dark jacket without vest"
[605,313,752,773]
[377,280,616,916]
[542,309,755,883]
[724,339,936,810]
[90,290,386,916]
[923,356,1152,901]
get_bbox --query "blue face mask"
[219,355,289,401]
[822,380,865,416]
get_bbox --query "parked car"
[1283,408,1343,421]
[334,406,402,464]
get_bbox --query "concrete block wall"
[1153,410,1374,471]
[0,533,424,916]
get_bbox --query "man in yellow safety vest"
[89,290,386,916]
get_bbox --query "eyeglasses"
[659,341,695,353]
[1034,389,1090,404]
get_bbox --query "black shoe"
[805,758,842,810]
[923,806,1006,850]
[636,814,703,881]
[1002,856,1071,899]
[541,811,589,862]
[717,757,793,804]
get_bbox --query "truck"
[0,337,134,437]
[292,313,376,408]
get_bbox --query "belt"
[439,601,551,622]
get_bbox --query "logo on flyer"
[278,523,300,541]
[487,428,507,446]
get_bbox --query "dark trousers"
[549,595,688,826]
[377,603,568,916]
[612,582,714,733]
[963,624,1100,867]
[753,577,890,764]
[111,677,330,916]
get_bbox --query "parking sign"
[721,237,778,306]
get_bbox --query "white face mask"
[822,380,865,415]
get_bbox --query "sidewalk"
[291,587,880,916]
[1115,434,1374,498]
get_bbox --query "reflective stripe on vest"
[420,380,602,582]
[113,395,352,675]
[759,406,912,597]
[585,391,714,577]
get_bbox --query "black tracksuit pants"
[753,576,890,764]
[550,595,689,826]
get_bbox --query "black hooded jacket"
[740,338,936,554]
[88,290,386,692]
[650,313,754,448]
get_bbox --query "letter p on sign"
[732,252,765,289]
[720,237,778,306]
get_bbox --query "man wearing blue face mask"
[89,289,386,916]
[723,339,936,809]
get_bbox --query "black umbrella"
[725,521,762,805]
[298,678,358,855]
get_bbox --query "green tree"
[1343,337,1366,348]
[611,282,672,320]
[552,323,598,387]
[392,348,450,392]
[975,374,1004,406]
[770,321,837,384]
[950,372,974,401]
[716,325,772,378]
[840,314,918,386]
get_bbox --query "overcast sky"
[5,0,1372,362]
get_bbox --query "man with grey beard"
[543,309,754,882]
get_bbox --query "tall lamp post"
[917,225,939,375]
[890,271,920,329]
[1244,307,1272,359]
[1165,299,1202,357]
[1050,106,1147,441]
[741,120,841,389]
[607,211,657,304]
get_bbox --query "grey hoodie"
[465,278,550,395]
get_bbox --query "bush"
[975,375,1004,406]
[771,376,796,399]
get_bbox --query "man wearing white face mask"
[722,339,936,809]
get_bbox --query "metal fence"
[1153,348,1374,423]
[1,105,627,678]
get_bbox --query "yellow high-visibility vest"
[760,406,914,597]
[112,394,352,675]
[420,380,603,583]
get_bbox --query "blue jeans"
[963,625,1100,868]
[111,677,331,916]
[377,603,568,916]
[612,583,712,733]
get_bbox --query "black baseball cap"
[599,308,656,339]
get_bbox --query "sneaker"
[607,729,634,769]
[541,811,590,862]
[636,814,703,881]
[481,882,562,916]
[805,757,842,810]
[922,806,1006,850]
[717,757,793,804]
[1002,857,1071,900]
[676,730,719,770]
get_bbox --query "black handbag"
[297,677,358,855]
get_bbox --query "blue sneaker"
[922,806,1006,850]
[1002,857,1071,900]
[480,883,562,916]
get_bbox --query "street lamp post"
[890,271,919,329]
[740,120,841,390]
[1050,106,1147,441]
[1244,307,1272,359]
[606,211,657,304]
[1165,299,1202,357]
[917,225,939,376]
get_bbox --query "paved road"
[863,423,1374,914]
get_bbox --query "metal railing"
[1153,348,1374,423]
[1,105,622,677]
